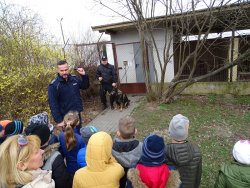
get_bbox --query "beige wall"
[182,82,250,95]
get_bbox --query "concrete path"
[86,95,143,133]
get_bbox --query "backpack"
[42,151,60,171]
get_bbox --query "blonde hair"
[118,116,136,139]
[0,135,41,188]
[64,111,79,151]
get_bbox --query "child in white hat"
[214,140,250,187]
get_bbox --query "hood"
[43,143,60,161]
[112,138,142,168]
[86,131,116,172]
[127,168,181,188]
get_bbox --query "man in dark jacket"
[48,60,89,132]
[96,55,117,110]
[165,114,202,188]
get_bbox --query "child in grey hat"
[77,125,98,168]
[166,114,202,188]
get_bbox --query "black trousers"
[99,83,114,106]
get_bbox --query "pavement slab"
[86,95,143,133]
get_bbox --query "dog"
[110,87,130,111]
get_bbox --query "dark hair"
[57,60,67,66]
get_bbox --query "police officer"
[96,55,117,110]
[48,60,89,133]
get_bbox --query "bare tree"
[95,0,250,102]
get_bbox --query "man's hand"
[76,68,86,75]
[112,83,117,87]
[98,77,103,81]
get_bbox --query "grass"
[130,95,250,188]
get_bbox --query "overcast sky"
[5,0,121,43]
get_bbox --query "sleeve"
[196,156,202,187]
[58,133,65,158]
[214,169,226,188]
[77,148,87,168]
[52,154,73,188]
[96,66,102,80]
[48,84,63,123]
[79,74,90,90]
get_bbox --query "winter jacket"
[59,131,85,175]
[77,146,87,168]
[22,169,55,188]
[112,137,143,188]
[165,141,202,188]
[127,168,181,188]
[73,132,124,188]
[42,143,73,188]
[214,161,250,188]
[96,63,117,84]
[48,74,89,123]
[136,163,170,188]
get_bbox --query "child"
[0,120,15,144]
[25,112,73,188]
[166,114,202,188]
[77,125,98,168]
[112,116,142,188]
[214,139,250,187]
[59,111,85,175]
[0,135,55,188]
[73,131,124,188]
[129,134,174,188]
[28,112,58,145]
[0,120,24,144]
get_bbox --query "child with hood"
[128,134,180,188]
[73,131,124,188]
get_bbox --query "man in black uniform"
[48,60,89,133]
[96,55,117,110]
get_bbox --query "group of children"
[0,112,249,188]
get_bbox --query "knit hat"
[168,114,189,141]
[25,124,50,146]
[80,125,98,144]
[4,121,24,136]
[0,120,12,127]
[233,140,250,165]
[140,134,165,166]
[28,112,49,126]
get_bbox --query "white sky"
[5,0,120,43]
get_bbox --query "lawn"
[130,95,250,188]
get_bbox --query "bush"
[0,64,55,123]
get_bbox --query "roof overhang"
[92,2,250,35]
